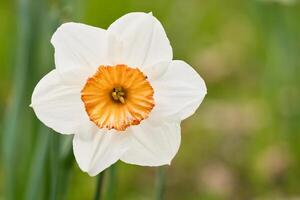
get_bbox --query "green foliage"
[1,0,300,199]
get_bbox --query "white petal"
[142,61,170,81]
[73,126,130,176]
[108,12,172,68]
[150,60,207,121]
[121,120,181,166]
[51,22,119,85]
[31,70,88,134]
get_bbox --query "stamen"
[111,87,126,104]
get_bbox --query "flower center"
[111,86,126,104]
[81,64,155,131]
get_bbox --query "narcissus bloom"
[31,12,207,176]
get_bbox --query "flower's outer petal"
[73,125,130,176]
[142,61,170,81]
[150,60,207,121]
[31,70,89,134]
[51,22,119,85]
[121,120,181,166]
[108,12,173,68]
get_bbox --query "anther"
[111,87,126,104]
[119,96,125,104]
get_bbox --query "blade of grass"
[2,0,32,199]
[58,140,75,200]
[50,133,60,200]
[25,127,51,200]
[21,0,60,198]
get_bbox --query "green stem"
[155,167,167,200]
[94,170,106,200]
[105,164,117,200]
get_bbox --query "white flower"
[31,12,207,176]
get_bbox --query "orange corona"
[81,65,155,131]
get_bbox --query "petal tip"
[50,22,77,45]
[87,171,98,177]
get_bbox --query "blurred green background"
[1,0,300,199]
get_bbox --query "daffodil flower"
[31,12,207,176]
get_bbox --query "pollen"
[111,86,126,104]
[81,64,155,131]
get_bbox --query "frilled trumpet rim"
[81,65,155,131]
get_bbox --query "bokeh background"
[1,0,300,199]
